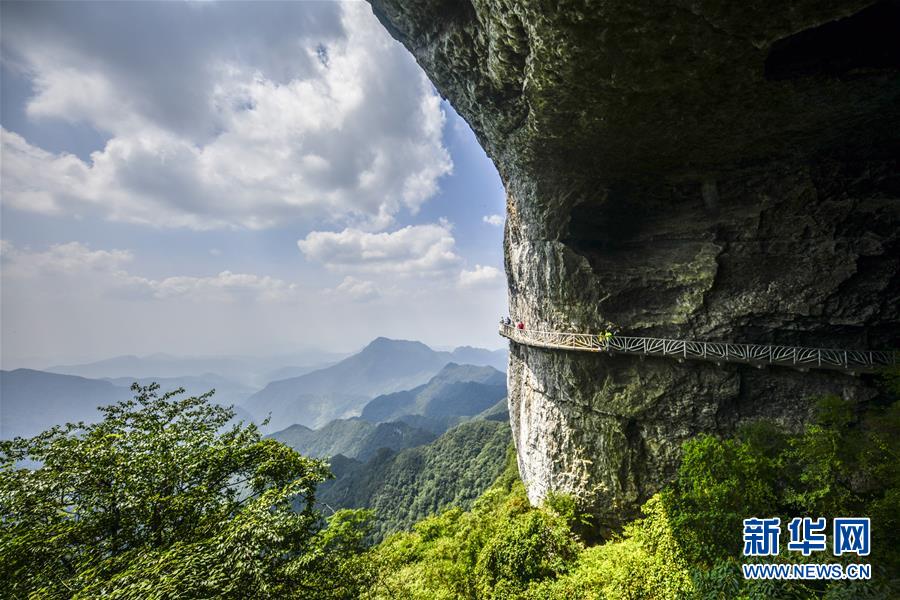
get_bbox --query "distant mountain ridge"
[103,374,256,410]
[1,369,126,439]
[269,419,437,462]
[5,338,507,441]
[45,350,346,387]
[360,363,506,425]
[268,361,508,462]
[1,369,254,440]
[244,338,507,430]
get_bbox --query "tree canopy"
[0,383,373,599]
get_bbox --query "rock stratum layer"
[367,0,900,527]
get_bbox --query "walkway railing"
[499,324,897,374]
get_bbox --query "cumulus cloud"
[297,221,461,276]
[1,241,297,304]
[482,214,504,226]
[149,272,298,303]
[334,276,379,302]
[0,2,451,230]
[459,265,503,288]
[0,240,134,274]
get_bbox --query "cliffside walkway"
[499,324,897,374]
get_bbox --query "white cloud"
[0,240,134,275]
[0,241,297,304]
[334,276,379,302]
[0,3,451,231]
[297,221,461,276]
[482,214,504,226]
[1,240,508,365]
[150,272,298,303]
[459,264,503,288]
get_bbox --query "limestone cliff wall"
[367,0,900,526]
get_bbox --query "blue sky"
[0,1,507,366]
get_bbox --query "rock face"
[367,0,900,526]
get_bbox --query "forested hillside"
[269,418,436,462]
[3,378,899,598]
[361,363,506,425]
[319,418,511,540]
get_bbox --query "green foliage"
[364,448,573,599]
[475,510,579,596]
[269,418,436,462]
[366,382,900,600]
[320,418,511,541]
[526,494,695,600]
[5,375,898,599]
[543,490,593,530]
[0,383,374,599]
[663,423,784,565]
[367,448,695,599]
[667,389,900,598]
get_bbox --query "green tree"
[365,375,900,600]
[0,383,373,599]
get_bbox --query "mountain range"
[102,374,257,410]
[1,369,255,440]
[267,358,511,542]
[44,350,347,388]
[269,361,507,459]
[3,343,513,545]
[269,419,437,463]
[2,338,507,440]
[244,338,507,430]
[1,369,128,439]
[360,363,506,424]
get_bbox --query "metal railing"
[498,324,897,374]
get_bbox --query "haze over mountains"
[44,350,348,388]
[0,369,257,440]
[268,362,508,460]
[0,370,126,439]
[2,335,512,545]
[1,338,507,440]
[244,338,506,430]
[361,363,506,424]
[103,374,257,410]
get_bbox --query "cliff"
[367,0,900,527]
